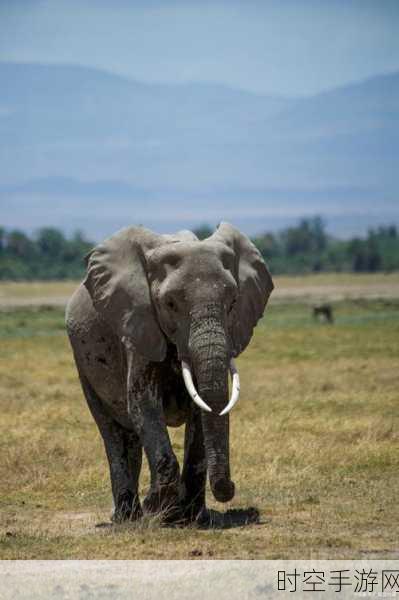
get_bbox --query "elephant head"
[84,222,273,503]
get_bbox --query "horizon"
[1,208,397,243]
[2,58,399,100]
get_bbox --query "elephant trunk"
[188,304,235,503]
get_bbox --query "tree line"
[0,227,93,280]
[0,218,398,281]
[194,218,399,274]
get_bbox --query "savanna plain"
[0,274,398,559]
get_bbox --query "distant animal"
[312,303,334,323]
[66,223,273,523]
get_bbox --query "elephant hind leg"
[79,375,143,522]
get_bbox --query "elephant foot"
[111,490,143,523]
[143,483,182,524]
[195,506,261,529]
[195,507,212,527]
[179,495,206,524]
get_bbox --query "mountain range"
[1,62,398,239]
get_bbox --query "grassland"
[1,272,399,307]
[0,278,398,559]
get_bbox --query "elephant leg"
[180,405,207,521]
[133,403,180,519]
[126,355,181,520]
[79,375,143,522]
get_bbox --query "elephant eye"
[166,299,178,313]
[228,298,236,314]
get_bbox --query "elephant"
[65,222,273,524]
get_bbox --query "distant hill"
[0,62,398,238]
[0,62,290,146]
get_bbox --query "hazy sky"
[1,0,399,95]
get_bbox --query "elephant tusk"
[181,361,212,413]
[219,359,240,416]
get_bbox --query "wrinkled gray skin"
[66,222,273,523]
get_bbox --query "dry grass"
[2,272,399,307]
[274,272,399,287]
[0,280,78,301]
[0,295,398,559]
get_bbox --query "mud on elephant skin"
[66,222,273,524]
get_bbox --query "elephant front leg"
[127,378,181,523]
[180,404,207,522]
[80,375,142,523]
[129,396,181,520]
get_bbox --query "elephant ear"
[210,222,274,356]
[84,226,167,362]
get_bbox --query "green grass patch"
[0,306,66,339]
